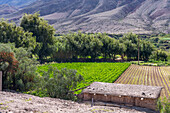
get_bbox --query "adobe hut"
[79,82,163,110]
[0,71,2,91]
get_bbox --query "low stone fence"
[0,71,2,91]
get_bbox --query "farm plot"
[38,63,130,93]
[115,64,170,98]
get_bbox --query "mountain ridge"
[0,0,36,7]
[0,0,169,34]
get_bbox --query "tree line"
[0,12,168,62]
[53,32,156,62]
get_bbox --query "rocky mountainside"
[0,0,36,16]
[1,0,170,34]
[0,4,18,15]
[0,0,36,7]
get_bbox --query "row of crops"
[115,64,170,98]
[37,63,131,93]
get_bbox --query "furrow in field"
[115,64,131,83]
[114,65,170,98]
[158,67,170,98]
[155,67,166,98]
[126,65,138,84]
[126,65,139,84]
[135,65,143,85]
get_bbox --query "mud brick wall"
[135,97,157,110]
[0,71,2,91]
[82,93,158,110]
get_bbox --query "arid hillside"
[1,0,170,34]
[0,0,36,7]
[0,4,18,16]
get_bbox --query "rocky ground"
[0,91,157,113]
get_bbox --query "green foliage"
[120,33,154,61]
[20,12,55,60]
[64,32,103,60]
[0,43,38,91]
[0,19,36,49]
[99,34,114,59]
[53,32,128,61]
[120,33,138,60]
[98,33,123,59]
[148,34,170,51]
[88,34,103,59]
[35,66,83,100]
[157,97,170,113]
[38,63,131,93]
[150,50,168,61]
[50,36,72,61]
[140,40,154,61]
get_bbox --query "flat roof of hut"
[82,82,163,99]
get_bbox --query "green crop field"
[37,63,131,93]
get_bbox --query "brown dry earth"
[115,65,170,98]
[0,91,156,113]
[1,0,170,34]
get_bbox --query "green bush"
[34,66,83,100]
[157,97,170,113]
[0,43,39,91]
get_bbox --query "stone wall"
[0,71,2,91]
[82,93,157,110]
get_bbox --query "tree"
[118,43,126,61]
[20,12,55,60]
[51,36,73,61]
[65,32,103,60]
[88,34,103,60]
[123,40,137,60]
[0,19,36,49]
[0,43,38,91]
[65,32,87,59]
[120,33,138,60]
[150,50,168,61]
[110,40,120,60]
[99,33,114,59]
[140,40,154,61]
[0,43,18,89]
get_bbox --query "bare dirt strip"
[115,64,170,99]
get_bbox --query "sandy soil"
[0,91,157,113]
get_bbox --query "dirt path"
[0,91,156,113]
